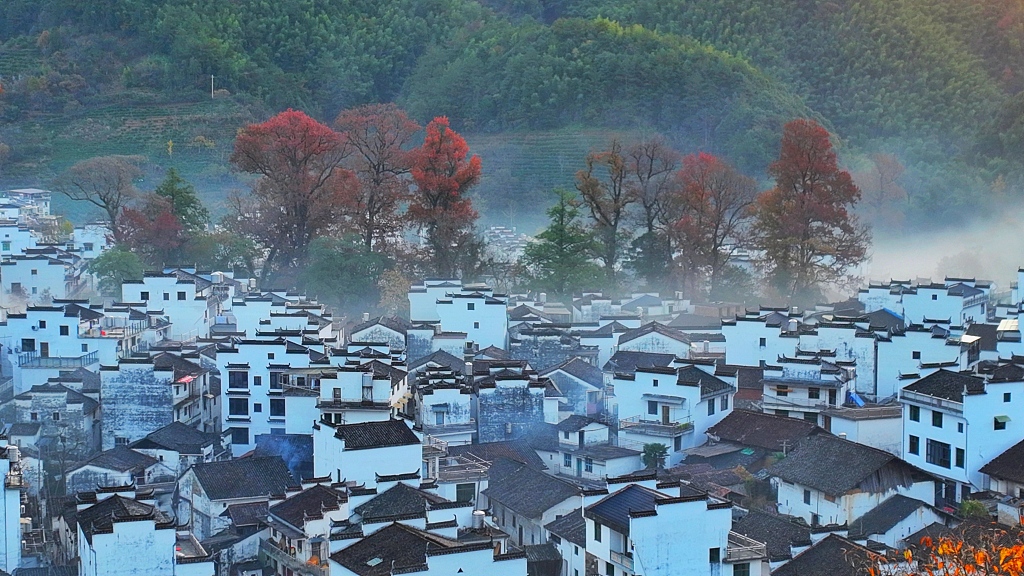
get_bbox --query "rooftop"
[848,495,933,539]
[980,438,1024,484]
[902,369,985,403]
[354,482,449,523]
[190,456,295,501]
[706,410,825,452]
[270,484,346,528]
[769,435,918,498]
[771,534,877,576]
[544,508,585,547]
[329,522,475,576]
[332,419,421,451]
[482,458,580,519]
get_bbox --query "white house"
[760,356,850,422]
[129,421,229,477]
[481,457,582,547]
[548,416,641,480]
[770,434,936,527]
[261,483,348,576]
[65,445,175,496]
[846,494,946,548]
[100,357,174,450]
[312,418,422,488]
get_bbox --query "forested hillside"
[1,0,1022,225]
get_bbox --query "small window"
[455,483,475,503]
[648,401,658,415]
[584,457,593,473]
[955,448,965,468]
[708,399,716,416]
[1005,392,1012,403]
[59,325,69,336]
[758,338,766,348]
[563,431,570,440]
[52,412,60,421]
[81,344,88,352]
[593,521,602,542]
[652,379,659,387]
[912,351,921,360]
[228,398,249,416]
[958,422,964,433]
[270,399,285,417]
[467,303,475,311]
[115,437,129,446]
[808,387,820,399]
[30,413,37,422]
[564,453,571,467]
[30,269,37,276]
[909,435,920,455]
[268,353,275,360]
[0,242,8,251]
[177,291,186,300]
[228,371,248,389]
[932,410,943,428]
[84,243,94,251]
[909,405,920,422]
[140,291,149,300]
[230,427,249,445]
[733,564,751,576]
[163,293,169,301]
[605,562,614,576]
[674,435,682,451]
[473,322,480,329]
[931,294,938,301]
[776,386,789,397]
[253,376,262,386]
[709,547,721,563]
[803,489,811,505]
[31,287,37,294]
[995,416,1009,431]
[253,403,262,413]
[721,396,729,411]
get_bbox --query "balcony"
[609,550,634,572]
[18,350,98,368]
[726,531,767,563]
[619,415,693,437]
[259,539,327,576]
[762,395,836,411]
[900,390,964,415]
[79,320,148,339]
[317,398,391,411]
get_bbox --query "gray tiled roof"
[707,410,825,452]
[270,484,346,528]
[329,522,463,576]
[771,534,874,576]
[848,495,931,539]
[731,511,810,561]
[584,484,664,535]
[77,446,157,473]
[482,458,579,519]
[902,369,984,402]
[191,456,295,501]
[544,508,585,547]
[353,482,448,522]
[768,435,916,498]
[77,495,172,544]
[980,438,1024,484]
[333,419,420,450]
[130,421,221,455]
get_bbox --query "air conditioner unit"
[30,326,38,331]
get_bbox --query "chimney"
[464,361,473,378]
[839,432,848,439]
[472,510,485,529]
[362,312,370,322]
[538,292,547,303]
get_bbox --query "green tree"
[641,443,669,468]
[299,236,390,312]
[89,248,143,298]
[521,189,602,297]
[154,168,209,232]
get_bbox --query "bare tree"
[53,155,144,244]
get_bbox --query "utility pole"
[210,75,215,99]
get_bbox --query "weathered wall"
[476,383,545,443]
[101,365,173,450]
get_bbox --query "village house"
[509,323,601,371]
[5,382,101,458]
[312,418,422,488]
[730,510,812,570]
[348,315,411,352]
[545,508,587,576]
[65,445,176,496]
[846,494,947,548]
[545,416,641,481]
[100,356,176,450]
[481,457,582,547]
[760,356,852,422]
[411,365,476,446]
[539,357,605,416]
[129,421,229,477]
[260,483,348,576]
[471,360,550,443]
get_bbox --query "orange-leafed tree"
[575,139,637,286]
[334,103,420,252]
[666,152,757,297]
[119,194,184,266]
[858,523,1024,576]
[408,116,482,278]
[230,109,354,285]
[752,119,870,303]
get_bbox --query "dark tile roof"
[980,438,1024,484]
[151,351,207,380]
[332,419,420,451]
[668,313,722,330]
[353,482,448,522]
[584,484,663,535]
[447,440,547,470]
[706,410,825,452]
[329,522,463,576]
[544,508,585,547]
[270,484,346,528]
[617,322,689,346]
[768,435,914,498]
[902,369,985,402]
[555,415,599,433]
[966,323,999,352]
[525,542,562,576]
[16,383,99,415]
[477,345,510,360]
[771,534,874,576]
[864,309,905,332]
[58,368,101,392]
[408,350,465,374]
[223,501,268,528]
[351,315,412,336]
[731,511,811,561]
[191,456,295,501]
[675,365,733,396]
[77,446,157,473]
[572,444,640,461]
[602,351,675,373]
[130,421,221,455]
[848,495,931,539]
[541,357,603,387]
[482,458,580,519]
[7,422,40,437]
[77,495,172,544]
[253,433,313,482]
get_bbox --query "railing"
[619,415,693,437]
[79,320,148,339]
[316,399,391,410]
[901,390,964,414]
[726,531,767,562]
[761,395,836,410]
[18,350,98,368]
[423,420,477,435]
[608,550,634,571]
[259,539,327,576]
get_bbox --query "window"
[926,439,952,468]
[776,385,789,397]
[584,458,593,473]
[52,412,60,421]
[759,337,766,348]
[912,351,921,360]
[708,399,716,416]
[803,411,818,422]
[177,291,186,300]
[909,405,920,422]
[115,437,129,447]
[270,372,282,390]
[467,303,475,310]
[163,292,169,301]
[31,287,36,294]
[228,398,249,416]
[435,411,444,426]
[733,564,751,576]
[776,409,790,417]
[270,428,285,435]
[228,371,248,389]
[456,483,475,503]
[593,522,602,542]
[81,344,88,353]
[253,403,262,413]
[648,401,658,415]
[230,428,249,445]
[1005,392,1012,403]
[140,291,149,300]
[909,435,920,455]
[803,489,811,505]
[0,242,8,251]
[473,322,480,329]
[59,325,69,336]
[709,547,721,563]
[808,387,820,400]
[20,338,35,352]
[931,294,938,301]
[653,379,659,387]
[721,396,729,411]
[958,422,964,433]
[30,269,37,276]
[564,453,572,467]
[270,399,285,417]
[253,376,262,386]
[955,448,965,468]
[995,416,1009,430]
[932,410,943,428]
[605,562,614,576]
[30,413,38,422]
[38,320,45,329]
[84,243,93,251]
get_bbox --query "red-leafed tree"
[666,152,757,296]
[408,117,482,278]
[120,194,184,266]
[230,109,354,284]
[752,119,870,302]
[334,103,419,252]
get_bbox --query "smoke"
[864,209,1024,289]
